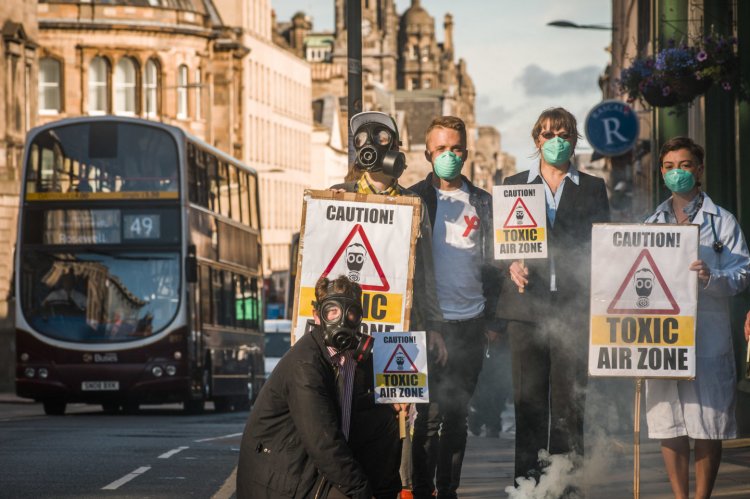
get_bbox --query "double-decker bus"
[15,116,264,415]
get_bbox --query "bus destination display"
[43,210,161,244]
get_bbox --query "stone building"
[277,0,503,189]
[36,0,247,155]
[214,0,313,299]
[0,0,38,390]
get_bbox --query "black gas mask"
[352,119,406,179]
[316,294,373,362]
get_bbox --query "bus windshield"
[25,121,179,196]
[20,250,180,343]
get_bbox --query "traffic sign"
[585,100,639,157]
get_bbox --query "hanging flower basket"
[618,32,747,108]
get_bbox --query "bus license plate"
[81,381,119,391]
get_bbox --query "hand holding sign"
[688,259,711,286]
[509,260,529,293]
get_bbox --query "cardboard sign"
[373,331,429,403]
[291,191,421,343]
[492,185,547,259]
[589,224,698,378]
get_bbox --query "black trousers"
[411,318,486,499]
[508,312,588,481]
[350,359,402,499]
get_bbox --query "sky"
[273,0,612,170]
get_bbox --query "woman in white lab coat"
[645,136,750,499]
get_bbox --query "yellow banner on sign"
[495,227,546,243]
[591,315,695,346]
[376,373,428,386]
[299,287,403,324]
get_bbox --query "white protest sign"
[292,191,421,343]
[493,184,547,259]
[589,224,698,378]
[373,331,429,403]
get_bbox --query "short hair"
[425,116,467,146]
[531,107,581,144]
[314,275,362,304]
[658,136,704,167]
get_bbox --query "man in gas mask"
[237,275,375,499]
[330,111,446,499]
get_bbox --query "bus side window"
[239,172,250,226]
[199,265,211,327]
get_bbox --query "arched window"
[177,64,188,119]
[88,56,109,114]
[39,57,61,114]
[144,59,159,118]
[114,57,137,115]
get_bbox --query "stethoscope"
[709,213,724,253]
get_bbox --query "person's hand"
[744,311,750,342]
[330,188,346,193]
[509,260,529,293]
[486,329,500,343]
[392,403,409,413]
[689,259,711,286]
[428,330,448,367]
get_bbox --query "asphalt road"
[0,402,244,498]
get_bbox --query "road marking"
[102,466,151,490]
[194,432,242,443]
[158,446,189,459]
[211,466,237,499]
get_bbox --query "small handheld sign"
[492,184,547,260]
[589,224,698,379]
[373,331,429,403]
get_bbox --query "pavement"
[4,391,750,498]
[458,429,750,498]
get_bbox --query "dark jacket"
[409,173,503,325]
[330,181,443,331]
[236,327,372,499]
[495,169,610,322]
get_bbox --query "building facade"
[277,0,504,189]
[36,0,247,153]
[214,0,313,301]
[0,0,38,390]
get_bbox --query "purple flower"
[662,86,672,96]
[722,82,732,91]
[696,50,708,62]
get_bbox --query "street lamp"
[547,20,612,30]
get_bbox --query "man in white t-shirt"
[408,116,503,499]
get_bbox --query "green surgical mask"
[433,151,463,180]
[541,137,573,167]
[663,168,696,193]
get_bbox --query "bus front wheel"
[43,400,66,415]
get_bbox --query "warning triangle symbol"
[503,197,538,229]
[383,344,419,373]
[320,223,390,292]
[607,249,680,315]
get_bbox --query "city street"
[0,398,242,498]
[4,391,750,498]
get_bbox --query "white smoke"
[505,450,582,499]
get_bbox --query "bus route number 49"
[124,214,160,239]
